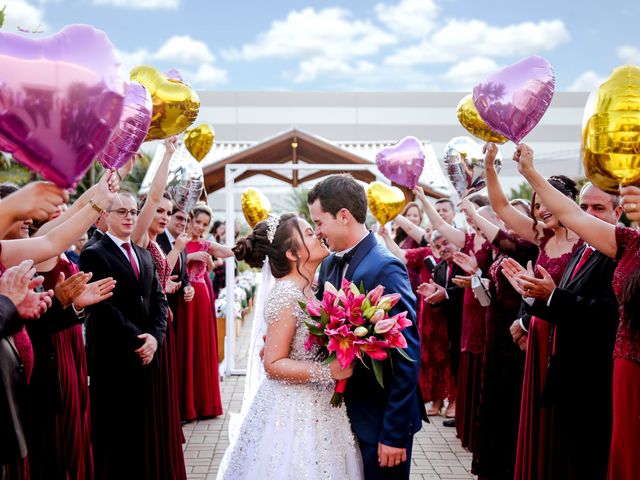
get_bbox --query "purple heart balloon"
[473,55,555,144]
[375,136,425,189]
[0,24,124,188]
[99,82,152,170]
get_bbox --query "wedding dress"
[217,279,363,480]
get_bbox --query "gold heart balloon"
[366,181,406,226]
[241,187,272,228]
[456,94,508,144]
[185,124,215,162]
[583,65,640,190]
[130,65,200,141]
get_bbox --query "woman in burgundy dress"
[513,144,640,480]
[177,204,233,421]
[483,143,581,480]
[392,202,424,292]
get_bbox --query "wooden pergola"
[202,128,447,199]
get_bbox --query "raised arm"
[459,198,499,243]
[132,138,176,246]
[484,142,542,244]
[393,215,425,244]
[166,232,189,272]
[206,240,234,259]
[377,225,407,263]
[1,172,118,268]
[515,144,616,258]
[414,187,465,248]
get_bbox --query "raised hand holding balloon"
[99,82,152,170]
[582,65,640,192]
[473,55,555,144]
[130,65,200,141]
[375,136,425,189]
[443,136,501,198]
[366,181,405,226]
[0,24,125,188]
[241,187,271,228]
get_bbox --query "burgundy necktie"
[122,242,140,280]
[570,246,593,281]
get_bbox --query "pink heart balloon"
[0,24,124,188]
[99,82,152,170]
[473,55,555,144]
[375,136,425,189]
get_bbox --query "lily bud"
[377,293,401,311]
[362,306,377,319]
[366,285,384,305]
[370,309,385,324]
[374,318,396,334]
[354,326,368,337]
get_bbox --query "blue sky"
[4,0,640,91]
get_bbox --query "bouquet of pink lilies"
[300,279,413,407]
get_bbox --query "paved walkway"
[183,310,475,480]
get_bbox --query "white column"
[223,165,236,376]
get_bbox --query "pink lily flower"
[304,333,324,351]
[326,325,359,368]
[374,318,397,334]
[384,329,408,349]
[377,293,401,311]
[305,297,322,317]
[365,285,385,306]
[356,337,390,361]
[343,293,366,326]
[370,309,386,324]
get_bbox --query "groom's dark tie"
[326,249,355,289]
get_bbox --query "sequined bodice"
[148,241,171,290]
[536,229,583,284]
[186,240,209,284]
[613,226,640,365]
[264,280,319,362]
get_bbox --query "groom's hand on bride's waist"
[378,442,407,468]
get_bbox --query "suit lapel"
[564,246,599,289]
[344,232,377,282]
[132,243,150,291]
[100,235,140,283]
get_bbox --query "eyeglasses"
[173,214,188,222]
[108,208,139,218]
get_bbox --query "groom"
[309,174,427,480]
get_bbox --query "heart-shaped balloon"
[582,64,640,190]
[185,124,214,162]
[473,55,555,144]
[241,187,271,228]
[99,82,152,170]
[366,181,405,225]
[456,94,508,144]
[0,24,124,188]
[443,136,502,198]
[166,144,204,212]
[375,136,425,189]
[130,65,200,141]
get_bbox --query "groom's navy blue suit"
[317,232,427,480]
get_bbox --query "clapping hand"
[73,277,116,309]
[165,275,182,295]
[54,271,91,308]
[451,275,472,289]
[17,273,53,320]
[452,251,478,275]
[418,280,446,304]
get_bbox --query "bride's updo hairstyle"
[233,213,310,279]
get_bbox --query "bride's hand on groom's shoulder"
[329,359,354,381]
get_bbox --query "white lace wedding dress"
[217,280,363,480]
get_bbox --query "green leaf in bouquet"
[298,300,309,315]
[303,321,324,337]
[362,298,371,312]
[359,280,365,294]
[320,310,329,325]
[322,352,337,366]
[396,347,415,363]
[371,359,384,388]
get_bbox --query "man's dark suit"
[318,232,426,480]
[79,234,168,480]
[156,230,190,316]
[525,245,618,480]
[83,229,103,250]
[431,261,465,379]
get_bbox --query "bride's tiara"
[266,215,280,244]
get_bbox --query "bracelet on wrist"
[89,199,106,215]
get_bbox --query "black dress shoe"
[442,418,456,427]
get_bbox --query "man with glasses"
[79,192,169,479]
[157,202,194,316]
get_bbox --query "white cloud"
[1,0,48,31]
[618,45,640,64]
[153,35,215,64]
[374,0,439,38]
[386,18,570,66]
[224,7,396,61]
[92,0,178,9]
[442,56,500,89]
[568,71,606,91]
[293,58,376,83]
[192,63,227,87]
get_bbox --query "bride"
[217,213,363,479]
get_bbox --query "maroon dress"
[456,233,490,451]
[146,241,187,479]
[405,247,456,404]
[515,230,582,480]
[176,240,223,420]
[608,226,640,480]
[27,257,93,480]
[472,230,538,480]
[399,236,421,294]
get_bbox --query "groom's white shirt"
[334,231,369,280]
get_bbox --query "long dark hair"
[622,269,640,338]
[394,202,422,245]
[233,213,311,284]
[531,175,578,242]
